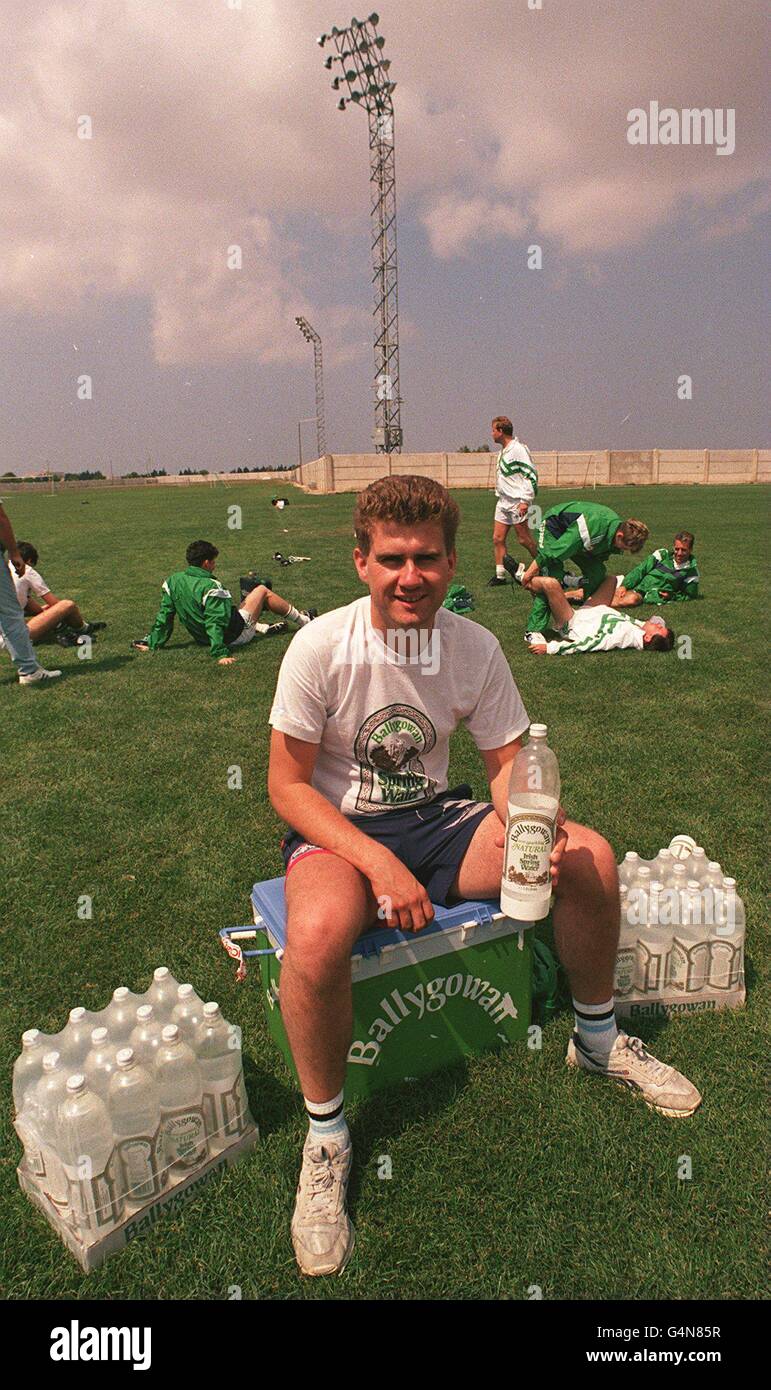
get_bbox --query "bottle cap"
[43,1051,61,1070]
[707,861,721,872]
[177,984,194,998]
[657,848,672,859]
[529,723,548,738]
[637,866,651,878]
[687,880,701,890]
[672,864,687,875]
[203,1002,220,1018]
[136,1004,153,1021]
[723,877,736,889]
[91,1027,108,1044]
[650,881,664,892]
[161,1025,179,1042]
[22,1029,41,1046]
[116,1048,134,1067]
[113,986,130,1001]
[623,852,639,863]
[69,1007,86,1023]
[153,967,170,982]
[66,1074,86,1092]
[693,846,705,855]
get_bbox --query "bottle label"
[614,948,636,996]
[15,1117,46,1178]
[41,1147,70,1211]
[670,938,708,993]
[117,1130,164,1201]
[202,1074,250,1139]
[161,1106,207,1167]
[708,941,739,991]
[64,1153,123,1231]
[503,812,553,893]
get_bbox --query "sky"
[0,0,768,475]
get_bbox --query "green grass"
[2,482,768,1300]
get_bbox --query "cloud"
[0,0,767,364]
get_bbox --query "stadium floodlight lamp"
[331,26,339,35]
[363,62,374,75]
[351,17,361,26]
[350,90,362,101]
[331,76,341,89]
[337,97,347,110]
[369,12,379,23]
[345,69,357,80]
[358,41,368,52]
[374,35,385,48]
[380,59,391,70]
[367,83,379,95]
[324,55,333,68]
[386,81,396,93]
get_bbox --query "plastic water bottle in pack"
[670,863,688,912]
[26,1052,71,1219]
[195,1003,250,1150]
[147,968,179,1023]
[708,878,745,991]
[635,882,672,995]
[104,987,142,1046]
[108,1048,166,1208]
[669,881,710,993]
[618,852,641,889]
[171,984,204,1043]
[650,848,674,885]
[84,1027,119,1101]
[59,1007,97,1069]
[129,1004,164,1067]
[688,847,709,883]
[57,1074,124,1235]
[12,1029,47,1113]
[155,1025,208,1169]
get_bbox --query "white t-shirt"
[546,604,647,655]
[269,596,530,816]
[12,563,49,608]
[496,438,538,504]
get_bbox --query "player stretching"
[267,475,700,1279]
[614,531,699,607]
[487,415,538,586]
[524,574,675,654]
[509,500,649,634]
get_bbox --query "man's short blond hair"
[491,416,513,437]
[620,518,649,553]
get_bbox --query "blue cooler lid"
[250,877,502,961]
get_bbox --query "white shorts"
[227,606,258,647]
[494,498,532,527]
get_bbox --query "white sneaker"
[566,1031,702,1118]
[18,666,63,685]
[291,1135,355,1276]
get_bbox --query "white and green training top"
[545,604,646,655]
[496,438,538,503]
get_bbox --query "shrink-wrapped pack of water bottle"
[613,835,746,1019]
[13,968,258,1271]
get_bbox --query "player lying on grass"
[267,474,700,1279]
[506,500,649,633]
[613,530,700,607]
[488,415,538,586]
[523,574,675,654]
[132,539,317,666]
[11,542,106,647]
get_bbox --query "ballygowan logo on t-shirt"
[353,704,437,813]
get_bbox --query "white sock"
[572,997,619,1056]
[305,1090,349,1148]
[285,604,308,625]
[253,621,270,634]
[496,564,506,579]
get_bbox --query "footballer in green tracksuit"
[517,501,650,634]
[132,540,314,664]
[614,532,699,607]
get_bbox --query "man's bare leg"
[513,519,538,559]
[526,574,574,630]
[26,599,82,642]
[583,574,621,608]
[450,812,618,1003]
[493,520,511,574]
[241,583,302,624]
[612,586,643,609]
[281,853,379,1101]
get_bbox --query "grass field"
[2,481,768,1301]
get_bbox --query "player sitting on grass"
[488,415,538,586]
[613,530,700,608]
[132,540,316,666]
[11,542,106,647]
[524,573,675,655]
[267,474,700,1279]
[506,500,649,633]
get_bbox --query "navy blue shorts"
[280,784,494,907]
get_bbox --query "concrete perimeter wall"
[0,471,294,494]
[295,449,770,493]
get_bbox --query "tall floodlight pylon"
[317,14,402,453]
[295,316,327,457]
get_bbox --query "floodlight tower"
[317,14,403,453]
[295,316,327,457]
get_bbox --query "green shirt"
[623,548,699,601]
[146,565,235,659]
[536,501,623,568]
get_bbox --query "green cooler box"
[224,878,533,1101]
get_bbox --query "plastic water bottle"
[171,984,204,1044]
[635,882,671,994]
[12,1029,46,1113]
[651,848,674,884]
[129,1004,164,1067]
[705,861,723,889]
[59,1007,97,1069]
[155,1025,208,1170]
[708,878,745,991]
[108,1048,165,1207]
[670,882,710,993]
[27,1053,71,1217]
[618,852,640,888]
[670,863,688,917]
[500,724,560,921]
[147,968,178,1023]
[84,1027,119,1101]
[57,1074,124,1234]
[104,987,142,1045]
[688,847,708,883]
[196,1004,250,1150]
